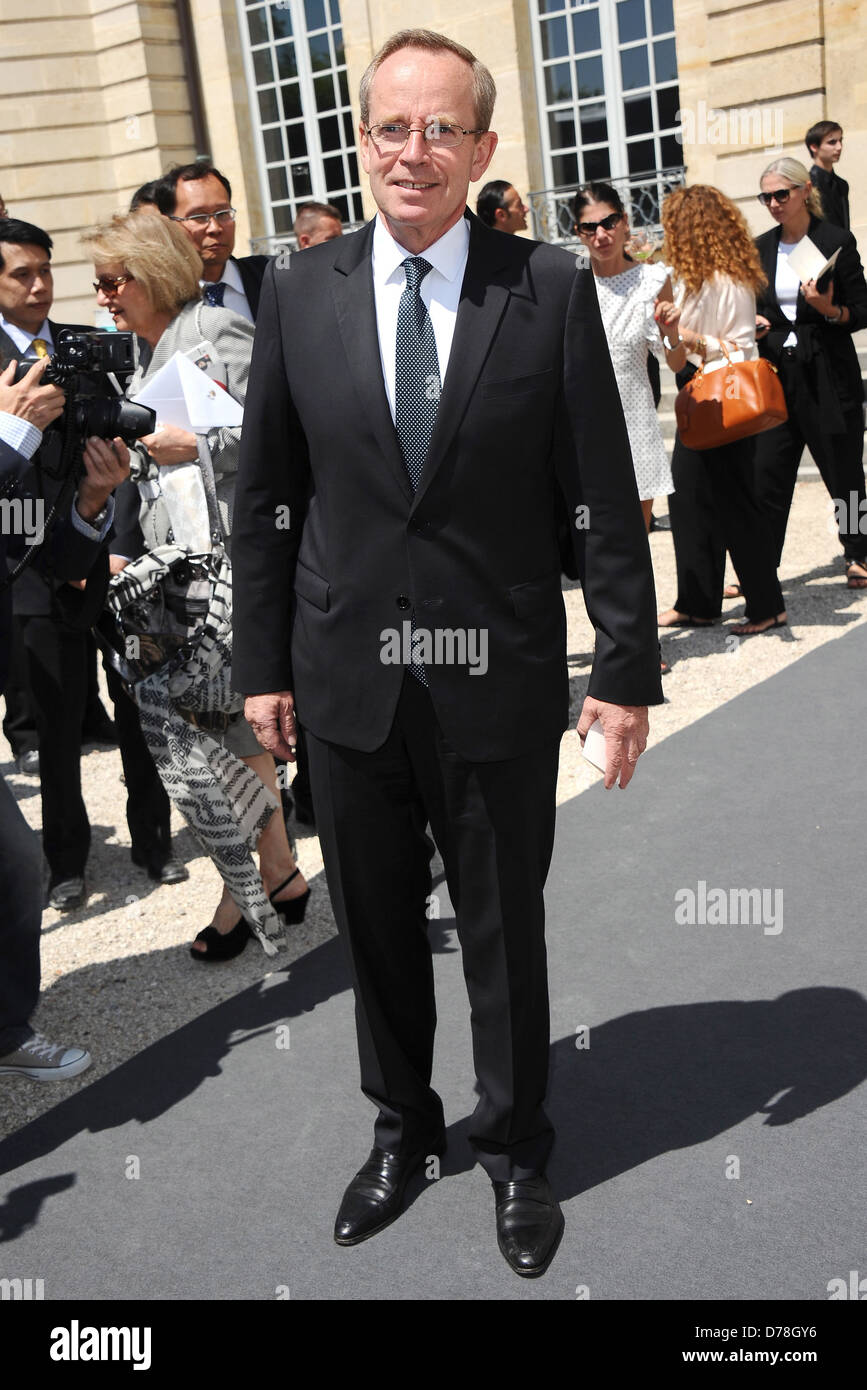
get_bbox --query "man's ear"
[469,130,498,184]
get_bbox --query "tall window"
[532,0,681,189]
[239,0,363,235]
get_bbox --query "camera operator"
[0,356,129,1079]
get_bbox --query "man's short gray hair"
[359,29,496,134]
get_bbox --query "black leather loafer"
[334,1142,444,1246]
[131,847,189,885]
[493,1176,564,1278]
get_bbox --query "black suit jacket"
[809,165,850,231]
[755,215,867,425]
[233,255,271,321]
[232,213,662,762]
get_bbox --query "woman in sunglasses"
[656,185,786,635]
[753,157,867,588]
[573,183,681,532]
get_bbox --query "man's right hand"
[244,692,297,761]
[0,358,65,431]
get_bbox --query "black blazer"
[232,212,662,762]
[809,165,849,231]
[233,255,271,321]
[755,215,867,426]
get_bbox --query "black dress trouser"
[669,430,785,621]
[305,673,560,1182]
[752,355,867,565]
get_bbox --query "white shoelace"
[21,1033,65,1060]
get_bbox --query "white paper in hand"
[581,718,608,773]
[131,351,243,433]
[785,236,840,286]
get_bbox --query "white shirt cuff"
[0,412,42,460]
[71,492,115,540]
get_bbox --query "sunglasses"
[93,274,135,293]
[757,188,797,207]
[575,212,623,236]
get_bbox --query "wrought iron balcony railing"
[528,166,687,255]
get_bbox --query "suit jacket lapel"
[331,221,413,503]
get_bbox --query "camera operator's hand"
[0,358,65,431]
[76,436,131,524]
[140,424,198,467]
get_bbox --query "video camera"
[13,329,155,460]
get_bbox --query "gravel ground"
[2,472,864,1140]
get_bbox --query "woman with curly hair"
[656,184,787,635]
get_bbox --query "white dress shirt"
[0,314,54,359]
[675,272,758,367]
[371,214,470,420]
[775,243,801,348]
[0,316,53,460]
[200,258,253,323]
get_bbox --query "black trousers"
[2,615,37,758]
[105,663,171,859]
[305,674,560,1181]
[669,431,784,621]
[752,355,866,565]
[0,773,42,1052]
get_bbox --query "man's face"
[360,47,497,253]
[0,242,53,335]
[815,131,843,168]
[299,216,343,249]
[496,186,528,234]
[171,174,236,277]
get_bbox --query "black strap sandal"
[269,868,311,926]
[190,918,251,963]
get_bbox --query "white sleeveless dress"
[593,261,674,501]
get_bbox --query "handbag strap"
[191,298,225,546]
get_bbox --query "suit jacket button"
[396,595,411,610]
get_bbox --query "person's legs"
[752,388,805,567]
[800,405,867,567]
[0,776,42,1054]
[2,615,38,761]
[664,434,725,621]
[708,438,786,626]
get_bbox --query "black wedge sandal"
[190,918,251,963]
[269,868,311,926]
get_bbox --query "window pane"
[330,192,349,221]
[273,204,293,234]
[270,4,292,41]
[328,0,341,24]
[617,0,646,44]
[319,114,341,151]
[253,48,273,84]
[291,161,312,197]
[258,87,279,123]
[621,45,649,90]
[651,0,674,33]
[323,153,345,192]
[552,152,579,187]
[286,122,307,158]
[580,101,607,145]
[538,0,566,11]
[576,55,604,98]
[584,146,610,180]
[247,7,268,46]
[276,41,297,80]
[545,62,572,103]
[572,8,601,54]
[540,16,568,61]
[281,81,302,120]
[304,0,326,31]
[660,133,682,168]
[656,84,680,129]
[627,138,655,174]
[343,110,355,144]
[308,32,331,70]
[549,109,576,151]
[653,38,678,84]
[346,150,359,184]
[337,68,349,105]
[263,127,283,162]
[315,73,336,111]
[624,93,653,136]
[269,166,289,202]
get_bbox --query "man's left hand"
[76,435,131,523]
[140,424,199,466]
[577,697,649,789]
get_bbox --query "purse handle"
[191,301,227,546]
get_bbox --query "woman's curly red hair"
[662,185,766,296]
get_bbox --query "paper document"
[785,237,840,286]
[131,351,243,432]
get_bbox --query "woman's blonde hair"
[82,211,202,316]
[661,184,766,296]
[761,156,824,219]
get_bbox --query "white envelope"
[785,236,840,286]
[131,351,244,432]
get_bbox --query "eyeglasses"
[575,212,622,237]
[364,122,485,151]
[93,274,135,293]
[757,188,796,207]
[169,208,236,226]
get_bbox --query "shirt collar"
[372,213,470,288]
[0,314,52,355]
[200,257,244,293]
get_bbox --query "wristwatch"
[825,307,844,323]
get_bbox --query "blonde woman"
[83,212,309,959]
[754,157,867,587]
[655,185,786,635]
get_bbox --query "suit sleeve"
[833,231,867,334]
[231,259,311,694]
[556,267,663,707]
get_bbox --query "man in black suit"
[232,29,661,1277]
[154,164,270,322]
[805,121,849,231]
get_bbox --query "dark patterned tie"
[203,282,226,307]
[394,257,441,686]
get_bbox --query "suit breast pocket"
[480,368,555,400]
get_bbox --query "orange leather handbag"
[675,343,788,451]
